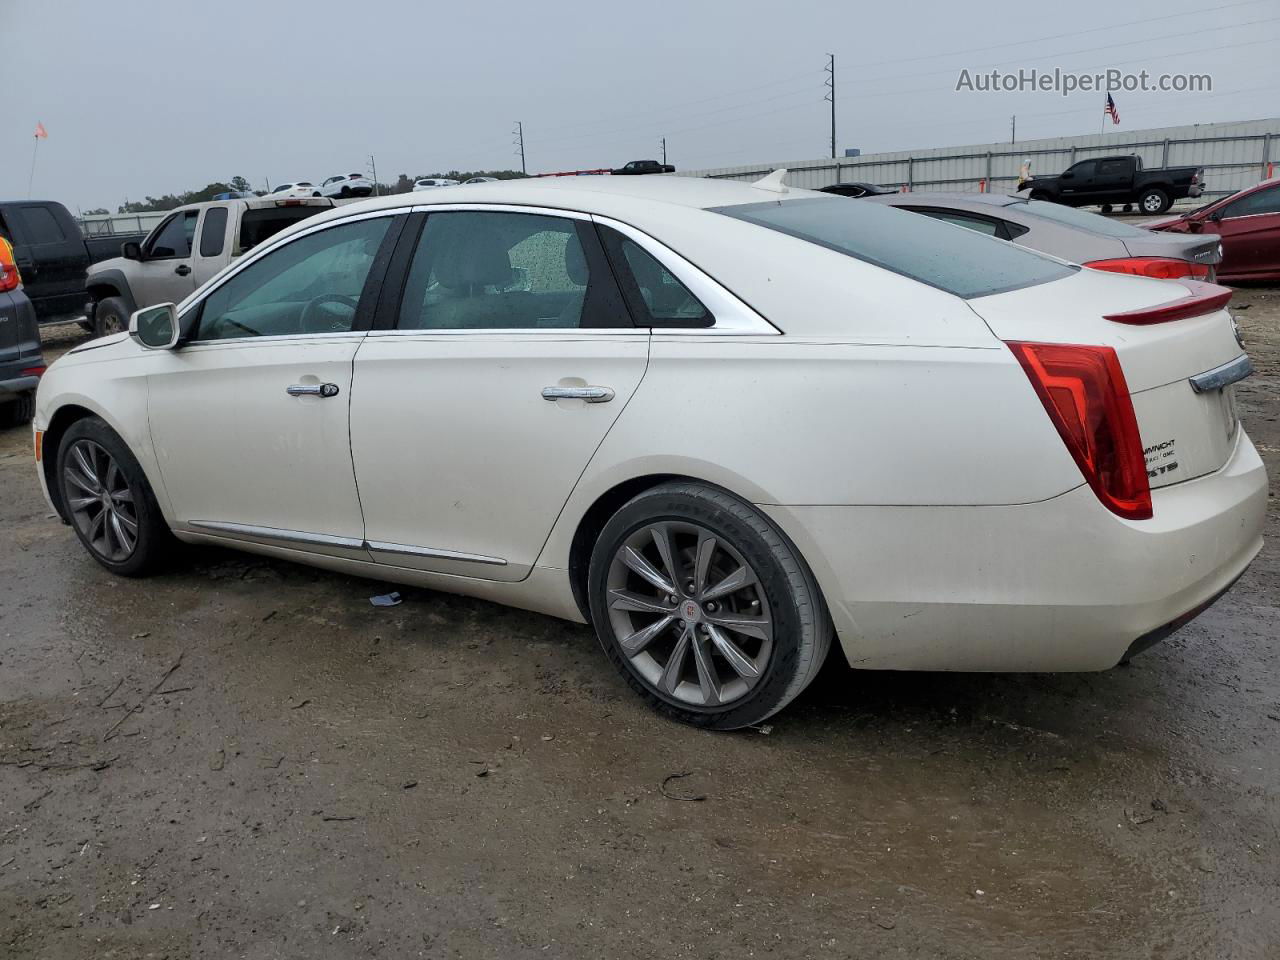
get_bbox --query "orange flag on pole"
[34,122,48,139]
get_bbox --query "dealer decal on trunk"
[1144,438,1180,480]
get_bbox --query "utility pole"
[1011,115,1016,144]
[513,122,526,175]
[367,154,378,196]
[661,136,667,165]
[824,54,836,159]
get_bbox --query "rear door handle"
[175,264,191,276]
[287,383,341,398]
[541,385,614,403]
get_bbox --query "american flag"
[1105,93,1120,125]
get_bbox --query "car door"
[146,211,402,559]
[1093,158,1132,202]
[1211,184,1280,279]
[349,206,648,582]
[191,204,232,288]
[4,203,87,318]
[133,209,201,306]
[1058,160,1095,201]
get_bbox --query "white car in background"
[319,174,374,199]
[266,182,317,199]
[463,176,498,185]
[412,178,459,191]
[32,174,1265,730]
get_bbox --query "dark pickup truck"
[1017,155,1204,215]
[0,201,145,324]
[611,160,676,176]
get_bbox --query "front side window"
[145,211,199,259]
[1065,160,1096,178]
[397,211,602,330]
[199,207,229,257]
[713,197,1074,299]
[192,217,390,340]
[1221,186,1280,219]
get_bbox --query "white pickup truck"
[84,196,333,336]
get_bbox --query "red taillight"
[0,237,21,293]
[20,365,46,378]
[1006,341,1152,521]
[1103,280,1232,325]
[1086,257,1210,280]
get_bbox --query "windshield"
[713,197,1074,298]
[1019,200,1151,238]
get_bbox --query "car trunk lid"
[968,268,1247,491]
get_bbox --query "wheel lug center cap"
[681,600,703,624]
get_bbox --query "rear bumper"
[763,429,1267,672]
[0,374,40,398]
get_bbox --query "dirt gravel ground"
[2,297,1278,959]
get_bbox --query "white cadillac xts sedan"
[32,174,1266,729]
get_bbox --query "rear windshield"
[238,206,327,253]
[713,196,1074,298]
[1020,199,1150,238]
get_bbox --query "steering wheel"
[299,293,360,333]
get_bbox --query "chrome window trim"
[590,214,779,336]
[365,540,507,566]
[175,207,403,330]
[408,202,593,221]
[365,329,648,339]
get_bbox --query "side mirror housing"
[130,303,180,350]
[122,241,142,261]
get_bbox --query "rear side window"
[396,210,628,330]
[17,206,66,244]
[713,197,1074,298]
[598,227,712,327]
[238,206,326,253]
[199,207,229,257]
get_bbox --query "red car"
[1149,178,1280,282]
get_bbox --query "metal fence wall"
[78,212,168,236]
[682,117,1279,204]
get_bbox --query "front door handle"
[287,383,341,398]
[175,264,191,276]
[541,385,614,403]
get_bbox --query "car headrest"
[565,236,589,286]
[434,232,512,290]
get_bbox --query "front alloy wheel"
[57,416,169,576]
[64,439,139,562]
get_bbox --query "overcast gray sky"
[3,0,1277,212]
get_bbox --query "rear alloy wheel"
[588,482,831,730]
[57,417,169,576]
[1139,187,1170,215]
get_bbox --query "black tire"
[56,416,170,577]
[1100,203,1113,214]
[1,392,34,428]
[1138,187,1170,215]
[94,296,129,338]
[587,482,832,730]
[313,192,322,197]
[339,187,351,198]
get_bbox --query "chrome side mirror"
[130,303,180,350]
